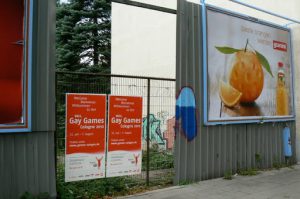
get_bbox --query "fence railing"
[55,71,176,198]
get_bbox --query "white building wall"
[111,2,176,78]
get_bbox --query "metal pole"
[55,71,175,81]
[54,72,58,192]
[112,0,177,14]
[229,0,300,25]
[146,78,151,186]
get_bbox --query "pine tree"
[56,0,111,73]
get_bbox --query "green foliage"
[57,164,137,198]
[286,157,294,168]
[56,163,173,198]
[272,156,296,170]
[272,156,286,170]
[255,153,262,169]
[237,168,258,176]
[179,180,194,185]
[255,153,262,163]
[142,147,174,171]
[223,170,233,180]
[56,0,111,73]
[272,162,283,170]
[20,192,50,199]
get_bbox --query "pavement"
[121,164,300,199]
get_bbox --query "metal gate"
[55,71,176,198]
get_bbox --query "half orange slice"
[219,80,242,107]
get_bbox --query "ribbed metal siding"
[291,26,300,163]
[0,0,56,198]
[174,0,296,184]
[0,132,56,198]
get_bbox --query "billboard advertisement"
[65,94,106,182]
[107,95,143,177]
[204,7,295,124]
[0,0,32,132]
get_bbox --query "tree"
[56,0,111,73]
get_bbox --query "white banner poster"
[65,94,107,182]
[106,96,143,177]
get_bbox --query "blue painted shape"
[176,87,197,141]
[283,127,292,157]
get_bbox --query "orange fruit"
[219,80,242,107]
[229,51,264,103]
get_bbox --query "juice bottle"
[276,62,289,115]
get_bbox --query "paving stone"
[120,164,300,199]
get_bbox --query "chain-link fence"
[55,71,176,198]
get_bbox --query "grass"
[179,180,195,185]
[273,162,286,170]
[57,164,144,198]
[237,168,259,176]
[272,156,292,170]
[255,153,262,169]
[142,147,174,171]
[20,192,50,199]
[223,170,233,180]
[56,147,174,199]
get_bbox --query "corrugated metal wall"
[291,26,300,162]
[0,0,56,198]
[174,0,296,184]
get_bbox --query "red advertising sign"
[273,40,287,52]
[107,95,143,177]
[65,93,106,182]
[0,0,32,132]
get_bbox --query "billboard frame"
[0,0,33,133]
[202,4,296,125]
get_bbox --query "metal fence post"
[146,78,151,186]
[54,72,58,178]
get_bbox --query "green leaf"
[215,46,240,54]
[255,50,273,77]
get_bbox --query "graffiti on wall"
[163,117,175,150]
[142,114,175,150]
[156,111,169,125]
[176,87,197,141]
[142,114,164,146]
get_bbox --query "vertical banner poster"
[107,96,143,177]
[65,94,106,182]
